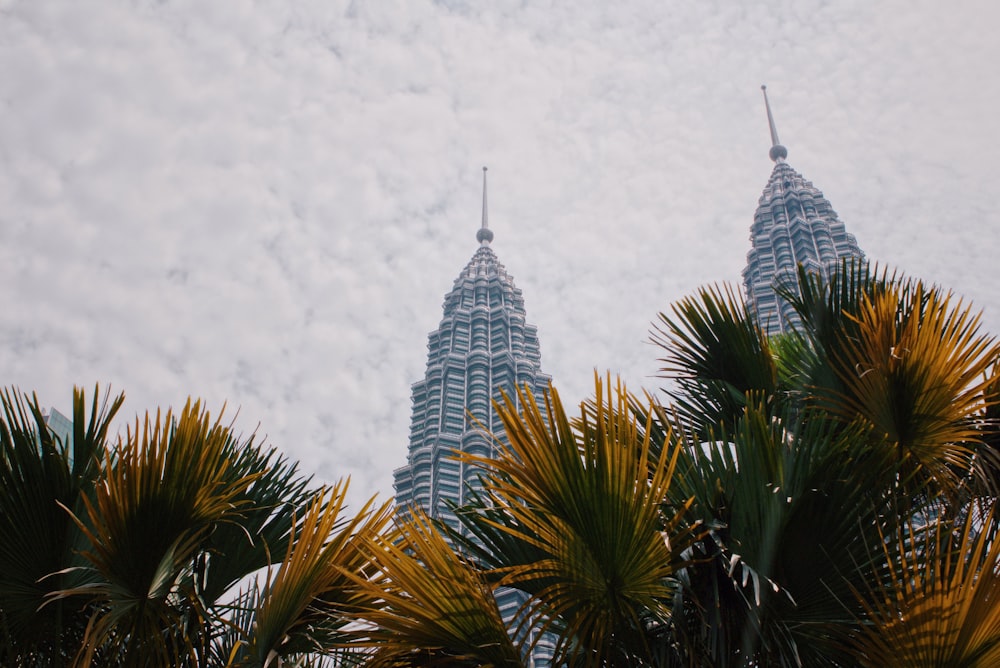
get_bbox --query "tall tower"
[394,167,550,530]
[394,169,554,665]
[742,86,864,335]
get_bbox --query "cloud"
[0,0,997,509]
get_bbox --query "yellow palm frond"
[462,375,701,665]
[348,510,524,668]
[849,505,1000,667]
[830,282,999,492]
[53,400,259,666]
[245,481,394,666]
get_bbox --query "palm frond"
[827,279,999,499]
[50,399,259,666]
[847,503,1000,667]
[0,385,121,663]
[978,361,1000,493]
[667,397,902,666]
[652,283,776,438]
[199,437,320,606]
[445,487,548,589]
[239,481,393,666]
[773,260,889,407]
[461,375,701,666]
[347,509,524,668]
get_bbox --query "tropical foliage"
[0,387,389,667]
[640,260,1000,665]
[3,259,999,667]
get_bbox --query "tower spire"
[476,166,494,245]
[761,85,788,163]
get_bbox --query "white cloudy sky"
[2,0,998,508]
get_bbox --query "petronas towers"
[392,91,864,664]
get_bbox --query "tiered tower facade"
[393,168,549,530]
[742,86,864,335]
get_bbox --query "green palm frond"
[778,259,874,346]
[652,283,776,438]
[847,503,1000,667]
[461,376,701,666]
[775,261,999,497]
[347,509,524,668]
[0,385,122,664]
[445,487,548,589]
[774,261,899,414]
[667,397,902,666]
[200,438,319,606]
[639,260,1000,665]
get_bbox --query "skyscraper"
[392,168,553,665]
[742,86,864,335]
[43,407,73,446]
[393,167,550,531]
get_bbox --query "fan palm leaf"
[652,261,999,665]
[847,503,1000,667]
[826,280,998,499]
[347,509,524,668]
[662,395,904,666]
[444,487,549,590]
[50,399,260,666]
[652,283,777,439]
[231,481,393,667]
[0,385,122,664]
[459,376,701,666]
[774,259,884,398]
[199,439,320,606]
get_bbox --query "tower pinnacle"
[476,166,494,245]
[744,86,865,336]
[761,85,788,163]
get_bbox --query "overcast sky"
[3,0,998,508]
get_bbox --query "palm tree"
[220,483,394,667]
[0,386,121,665]
[369,260,998,667]
[0,386,389,667]
[4,259,997,667]
[648,260,1000,666]
[780,263,998,502]
[354,259,998,666]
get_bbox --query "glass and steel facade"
[743,88,864,336]
[393,239,549,530]
[394,171,553,664]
